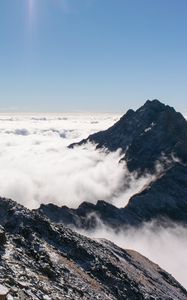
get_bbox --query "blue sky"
[0,0,187,113]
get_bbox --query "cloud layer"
[1,112,144,209]
[0,112,175,209]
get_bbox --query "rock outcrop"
[0,197,186,299]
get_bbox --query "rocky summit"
[70,99,187,174]
[0,197,187,299]
[40,100,187,229]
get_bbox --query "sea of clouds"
[0,112,187,290]
[0,112,155,209]
[0,112,125,208]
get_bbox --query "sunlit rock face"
[0,197,187,300]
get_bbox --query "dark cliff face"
[1,197,187,299]
[70,99,187,174]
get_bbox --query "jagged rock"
[38,201,131,229]
[70,99,187,174]
[0,197,186,299]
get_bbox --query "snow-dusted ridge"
[0,196,186,299]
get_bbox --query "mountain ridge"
[0,196,186,299]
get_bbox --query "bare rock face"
[0,197,186,299]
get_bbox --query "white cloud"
[0,112,175,210]
[1,113,139,209]
[0,112,181,211]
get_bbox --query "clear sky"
[0,0,187,113]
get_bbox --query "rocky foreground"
[0,197,186,299]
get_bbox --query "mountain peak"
[144,99,164,107]
[69,100,187,173]
[141,99,171,113]
[137,99,177,117]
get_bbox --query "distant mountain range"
[39,100,187,229]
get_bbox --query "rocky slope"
[0,197,187,299]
